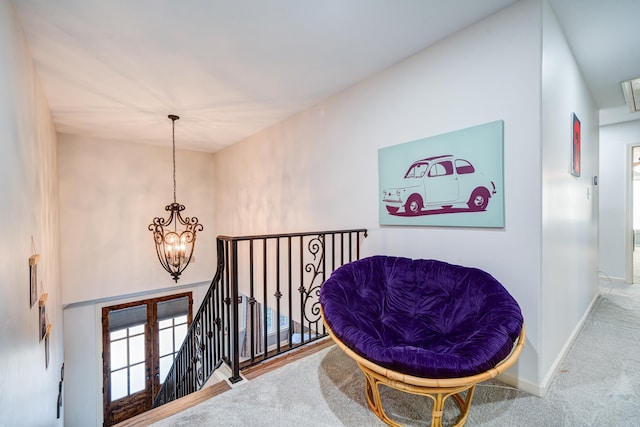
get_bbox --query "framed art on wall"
[572,113,581,177]
[378,120,505,228]
[29,254,39,307]
[45,333,50,368]
[39,293,48,341]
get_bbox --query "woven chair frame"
[321,307,526,427]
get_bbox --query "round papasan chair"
[319,255,525,427]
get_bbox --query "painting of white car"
[382,155,496,216]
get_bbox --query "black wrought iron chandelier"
[149,115,203,282]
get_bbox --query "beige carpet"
[151,287,640,426]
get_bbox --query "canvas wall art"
[379,120,504,228]
[572,113,581,177]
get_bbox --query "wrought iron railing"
[152,228,367,407]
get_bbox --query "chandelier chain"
[171,115,178,204]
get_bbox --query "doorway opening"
[101,292,192,426]
[632,145,640,283]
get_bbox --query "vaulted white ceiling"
[11,0,640,152]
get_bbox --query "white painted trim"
[626,144,634,284]
[64,280,209,310]
[212,363,248,388]
[498,371,545,397]
[599,273,627,285]
[536,292,600,396]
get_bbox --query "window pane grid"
[158,316,188,381]
[109,323,146,401]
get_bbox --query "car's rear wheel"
[405,194,423,215]
[468,188,490,211]
[386,205,400,214]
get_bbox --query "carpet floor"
[151,286,640,426]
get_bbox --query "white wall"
[62,303,96,427]
[215,0,543,391]
[57,134,217,304]
[540,0,599,388]
[0,0,63,425]
[599,120,640,282]
[57,134,217,426]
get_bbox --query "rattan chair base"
[360,361,477,427]
[321,308,526,427]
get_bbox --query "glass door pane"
[108,322,146,402]
[158,315,189,381]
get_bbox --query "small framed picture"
[29,254,40,307]
[571,113,581,177]
[39,293,48,341]
[45,333,50,368]
[39,305,46,341]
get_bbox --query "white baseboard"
[498,371,546,397]
[538,292,599,396]
[497,291,600,398]
[598,273,627,285]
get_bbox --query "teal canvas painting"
[378,120,504,228]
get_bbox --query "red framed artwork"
[572,113,581,177]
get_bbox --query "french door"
[102,292,192,426]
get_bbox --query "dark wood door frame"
[102,292,192,427]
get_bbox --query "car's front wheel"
[405,194,423,215]
[386,205,399,214]
[468,188,490,211]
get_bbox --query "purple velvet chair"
[320,255,525,427]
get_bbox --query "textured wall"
[58,135,216,304]
[0,0,63,425]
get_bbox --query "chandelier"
[149,115,203,282]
